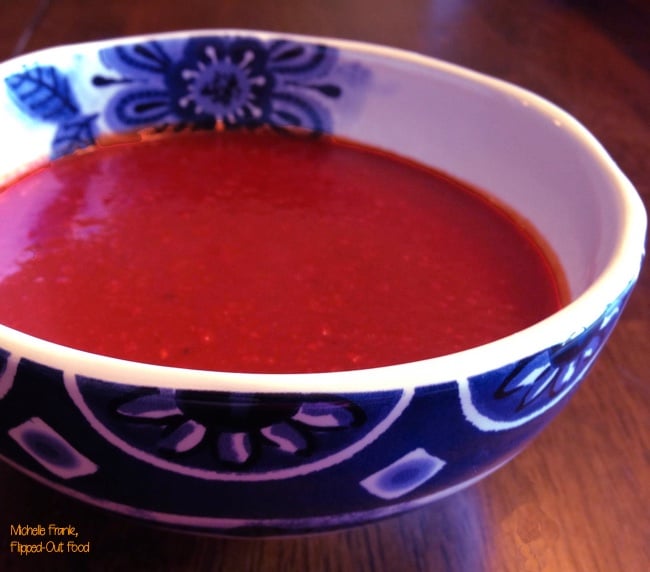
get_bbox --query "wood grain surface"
[0,1,648,571]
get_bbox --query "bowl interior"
[0,31,645,391]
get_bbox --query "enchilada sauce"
[0,130,564,373]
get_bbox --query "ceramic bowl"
[0,30,645,536]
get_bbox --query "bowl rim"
[0,29,646,393]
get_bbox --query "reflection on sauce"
[0,130,564,373]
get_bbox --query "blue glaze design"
[4,36,361,159]
[360,448,446,500]
[5,66,98,157]
[110,387,365,467]
[458,285,632,431]
[96,36,343,134]
[0,297,630,536]
[65,375,413,480]
[8,417,97,479]
[5,66,79,122]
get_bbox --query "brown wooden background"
[0,1,648,570]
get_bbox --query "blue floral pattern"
[96,37,342,134]
[113,388,365,466]
[0,283,634,533]
[4,66,98,157]
[65,374,413,481]
[4,36,360,159]
[458,285,632,431]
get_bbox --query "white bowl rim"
[0,29,646,394]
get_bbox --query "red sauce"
[0,130,564,373]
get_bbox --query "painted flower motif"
[458,286,632,431]
[169,38,274,128]
[494,301,621,413]
[96,36,342,133]
[113,388,365,468]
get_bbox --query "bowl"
[0,30,645,536]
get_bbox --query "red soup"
[0,130,565,373]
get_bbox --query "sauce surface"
[0,130,564,373]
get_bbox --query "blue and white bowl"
[0,30,645,536]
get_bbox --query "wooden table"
[0,1,648,570]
